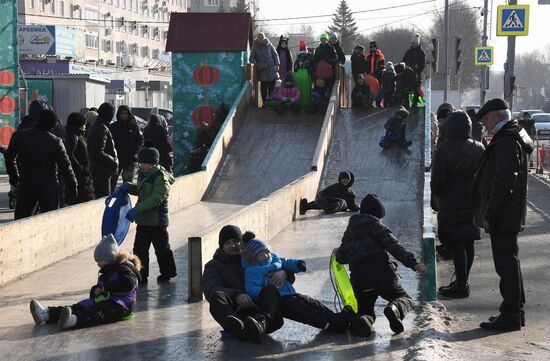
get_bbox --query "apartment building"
[187,0,258,15]
[18,0,188,67]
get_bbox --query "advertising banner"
[0,0,20,173]
[18,25,86,60]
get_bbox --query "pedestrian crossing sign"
[497,5,529,36]
[475,47,494,65]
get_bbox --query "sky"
[259,0,550,69]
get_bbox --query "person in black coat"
[299,171,359,214]
[381,62,396,107]
[110,105,144,191]
[402,34,425,78]
[28,100,66,140]
[394,62,419,109]
[313,33,338,82]
[87,102,119,198]
[431,111,485,298]
[335,194,427,334]
[202,225,372,342]
[276,35,293,81]
[143,114,173,173]
[466,108,484,142]
[64,112,95,204]
[351,74,372,108]
[474,98,533,331]
[329,32,346,65]
[4,110,77,219]
[351,45,368,86]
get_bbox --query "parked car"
[132,107,173,127]
[518,109,543,119]
[532,113,550,137]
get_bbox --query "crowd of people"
[1,100,173,218]
[249,32,425,116]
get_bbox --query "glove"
[125,208,138,222]
[118,183,130,193]
[297,260,307,272]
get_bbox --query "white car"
[532,113,550,137]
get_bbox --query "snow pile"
[404,301,461,361]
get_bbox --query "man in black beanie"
[87,102,119,198]
[4,109,77,219]
[474,98,533,331]
[335,194,427,334]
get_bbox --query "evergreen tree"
[328,0,358,53]
[231,0,249,12]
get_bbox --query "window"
[29,0,34,9]
[103,40,113,53]
[152,49,159,59]
[50,0,55,14]
[141,46,150,58]
[60,1,64,16]
[86,33,99,49]
[141,25,149,37]
[40,0,45,11]
[206,0,219,6]
[85,8,99,21]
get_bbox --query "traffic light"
[455,38,462,74]
[431,38,438,73]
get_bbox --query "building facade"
[187,0,258,15]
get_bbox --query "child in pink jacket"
[271,73,301,115]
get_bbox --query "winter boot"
[489,310,525,327]
[438,281,470,298]
[157,274,173,283]
[384,303,404,334]
[223,315,247,341]
[30,299,49,325]
[243,315,267,344]
[299,198,308,215]
[57,307,78,330]
[342,305,374,337]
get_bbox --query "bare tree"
[368,26,427,66]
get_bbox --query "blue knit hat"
[245,238,269,258]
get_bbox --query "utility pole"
[480,0,489,106]
[504,0,517,109]
[444,0,449,102]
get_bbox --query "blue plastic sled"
[102,192,132,245]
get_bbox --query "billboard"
[18,26,86,60]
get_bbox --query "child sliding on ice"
[334,194,427,334]
[30,234,141,330]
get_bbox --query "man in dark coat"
[202,225,372,343]
[351,45,368,86]
[64,112,95,204]
[299,171,360,214]
[87,102,119,198]
[313,33,338,83]
[143,114,173,173]
[4,109,78,219]
[466,108,484,142]
[474,98,533,331]
[394,62,419,109]
[431,111,485,298]
[401,34,425,109]
[110,105,143,191]
[329,32,346,65]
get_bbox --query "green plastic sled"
[330,253,358,313]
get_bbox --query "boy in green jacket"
[118,147,176,283]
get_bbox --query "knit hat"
[218,225,243,248]
[37,109,58,131]
[410,34,421,46]
[329,32,338,40]
[94,234,119,262]
[320,33,329,41]
[84,110,98,126]
[338,171,351,182]
[138,147,160,164]
[360,194,385,219]
[299,40,307,52]
[436,103,455,121]
[476,98,509,120]
[245,238,269,259]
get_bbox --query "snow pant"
[110,162,137,193]
[260,80,276,103]
[351,267,412,322]
[93,173,116,198]
[274,102,301,115]
[280,293,348,332]
[452,240,475,284]
[208,285,284,334]
[306,196,347,214]
[294,69,312,106]
[14,185,58,220]
[383,91,394,108]
[47,299,129,328]
[490,232,525,319]
[133,225,177,279]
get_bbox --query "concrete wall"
[187,79,342,301]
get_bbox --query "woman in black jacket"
[143,114,173,173]
[64,113,95,204]
[431,111,485,298]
